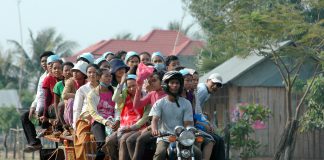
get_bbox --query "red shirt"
[42,75,59,115]
[120,95,144,127]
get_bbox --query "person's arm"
[86,92,108,126]
[151,116,160,136]
[43,88,52,117]
[149,100,162,136]
[133,84,152,109]
[130,105,151,130]
[112,84,124,104]
[72,88,84,128]
[62,79,75,100]
[183,99,194,127]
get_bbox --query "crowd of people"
[21,50,225,160]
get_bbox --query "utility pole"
[17,0,24,95]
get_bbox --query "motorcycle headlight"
[174,126,185,136]
[178,130,195,146]
[181,149,191,158]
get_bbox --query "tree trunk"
[4,131,8,158]
[274,120,299,160]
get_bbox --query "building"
[0,89,22,109]
[66,29,204,70]
[199,41,322,159]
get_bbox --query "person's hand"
[205,123,214,133]
[53,119,60,126]
[39,116,48,123]
[151,128,160,136]
[111,120,120,131]
[28,107,36,120]
[121,73,127,84]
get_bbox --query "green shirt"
[53,80,64,100]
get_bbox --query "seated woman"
[106,73,147,160]
[72,64,100,129]
[61,61,87,127]
[86,68,118,159]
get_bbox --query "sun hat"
[110,59,130,74]
[71,61,88,75]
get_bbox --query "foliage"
[20,89,34,109]
[0,106,21,133]
[184,0,323,158]
[230,103,271,158]
[114,32,133,40]
[167,20,195,36]
[8,27,78,91]
[300,76,324,132]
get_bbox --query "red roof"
[66,30,204,62]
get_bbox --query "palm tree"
[8,27,78,91]
[167,20,194,35]
[114,32,133,40]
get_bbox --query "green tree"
[299,76,324,132]
[8,27,78,91]
[167,20,194,36]
[0,49,24,89]
[184,0,324,159]
[0,106,21,158]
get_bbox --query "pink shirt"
[134,87,166,109]
[97,92,115,119]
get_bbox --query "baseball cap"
[208,73,223,84]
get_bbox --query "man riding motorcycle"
[149,71,202,160]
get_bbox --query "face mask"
[154,63,165,71]
[100,82,111,88]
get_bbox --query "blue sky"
[0,0,197,52]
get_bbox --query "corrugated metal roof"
[0,89,22,108]
[199,40,292,84]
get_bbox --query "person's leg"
[105,132,118,160]
[153,141,169,160]
[133,130,153,160]
[119,131,135,160]
[126,131,140,158]
[193,145,202,160]
[202,141,214,160]
[210,133,225,160]
[91,121,107,160]
[21,111,41,146]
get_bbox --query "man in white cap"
[197,73,223,107]
[197,73,225,160]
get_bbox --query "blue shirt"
[197,83,210,108]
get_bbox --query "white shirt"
[35,72,48,112]
[72,82,94,128]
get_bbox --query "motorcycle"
[160,126,204,160]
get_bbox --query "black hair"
[40,51,54,60]
[174,66,185,71]
[98,60,109,68]
[98,68,114,94]
[139,51,151,57]
[165,55,179,66]
[77,57,90,64]
[62,61,74,68]
[115,50,127,59]
[86,64,100,73]
[153,70,165,81]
